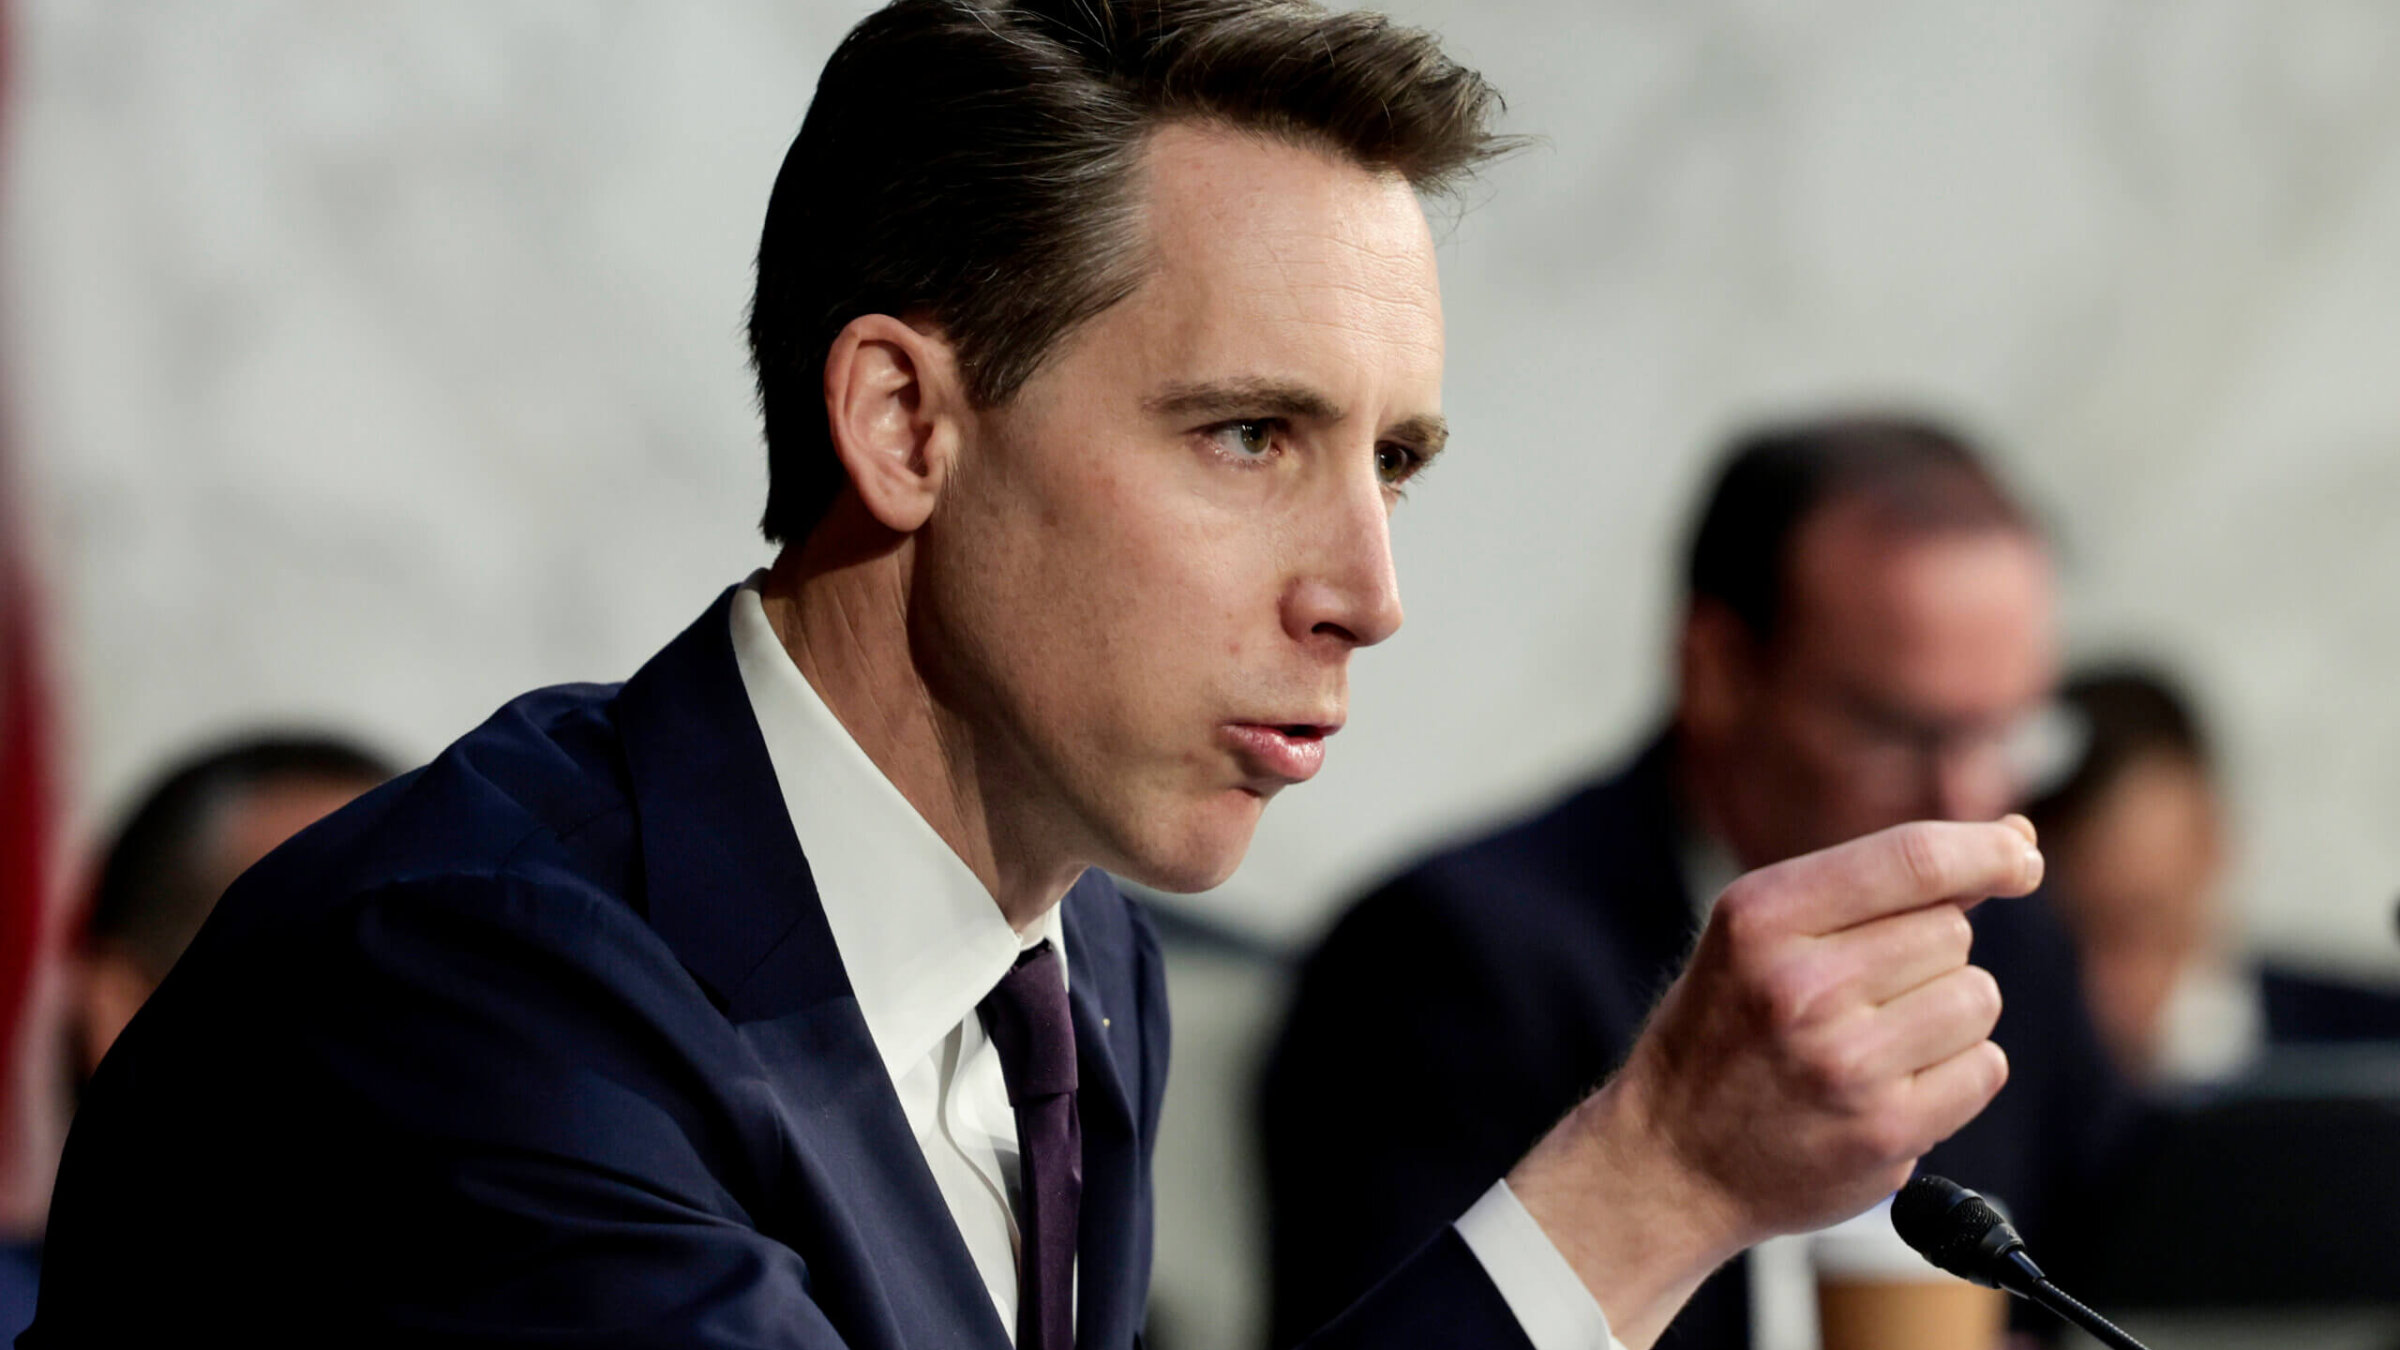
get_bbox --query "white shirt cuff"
[1455,1179,1631,1350]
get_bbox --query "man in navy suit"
[1264,417,2140,1348]
[30,8,2048,1348]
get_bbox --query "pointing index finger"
[1734,818,2044,938]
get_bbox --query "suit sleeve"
[1260,873,1604,1349]
[1293,1228,1537,1350]
[32,875,853,1349]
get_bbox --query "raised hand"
[1508,817,2045,1348]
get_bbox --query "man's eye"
[1375,443,1423,485]
[1210,420,1278,461]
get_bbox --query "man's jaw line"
[767,545,1090,931]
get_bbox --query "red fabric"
[0,4,65,1230]
[0,450,64,1235]
[0,558,54,1114]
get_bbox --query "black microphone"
[1892,1175,2154,1350]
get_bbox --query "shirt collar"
[727,573,1061,1084]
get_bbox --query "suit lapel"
[1062,873,1149,1350]
[612,589,1011,1350]
[612,587,836,1020]
[738,1005,1016,1350]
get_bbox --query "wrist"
[1505,1069,1753,1348]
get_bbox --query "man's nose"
[1282,471,1404,651]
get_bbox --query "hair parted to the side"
[748,0,1520,545]
[1684,413,2039,644]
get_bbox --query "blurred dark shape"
[2260,969,2400,1043]
[2025,668,2400,1315]
[74,733,398,1082]
[1262,412,2132,1350]
[0,730,397,1343]
[2084,1051,2400,1310]
[2026,667,2400,1085]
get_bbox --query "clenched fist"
[1508,817,2044,1348]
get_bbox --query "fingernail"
[2021,846,2045,891]
[2001,812,2037,845]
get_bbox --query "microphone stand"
[1898,1178,2160,1350]
[2021,1273,2152,1350]
[1992,1228,2154,1350]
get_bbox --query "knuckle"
[1815,1039,1876,1103]
[1790,1016,1879,1101]
[1937,904,1975,960]
[1715,877,1774,944]
[1893,823,1950,896]
[1759,962,1824,1035]
[1960,965,2003,1026]
[1980,1040,2011,1095]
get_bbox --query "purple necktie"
[977,940,1080,1350]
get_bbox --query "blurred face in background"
[78,774,377,1078]
[2048,752,2226,1078]
[1687,497,2059,868]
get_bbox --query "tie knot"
[977,940,1078,1103]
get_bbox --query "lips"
[1222,721,1336,785]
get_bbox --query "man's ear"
[822,314,967,534]
[1678,598,1755,739]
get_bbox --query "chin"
[1113,834,1251,895]
[1103,792,1261,895]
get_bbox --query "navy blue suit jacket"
[30,590,1528,1349]
[1262,735,2142,1349]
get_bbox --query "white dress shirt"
[727,575,1621,1349]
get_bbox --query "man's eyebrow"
[1387,413,1450,459]
[1144,378,1343,423]
[1144,378,1450,456]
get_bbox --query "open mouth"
[1223,722,1334,784]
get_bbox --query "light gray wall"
[12,1,2400,975]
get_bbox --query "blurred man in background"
[0,731,394,1340]
[71,734,397,1081]
[2027,667,2400,1087]
[1265,414,2135,1349]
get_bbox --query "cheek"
[1075,467,1277,650]
[961,463,1262,734]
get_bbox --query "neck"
[759,523,1082,932]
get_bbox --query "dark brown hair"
[87,733,399,979]
[1684,413,2038,643]
[748,0,1517,544]
[2023,666,2211,844]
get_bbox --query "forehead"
[1050,120,1444,412]
[1783,505,2057,705]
